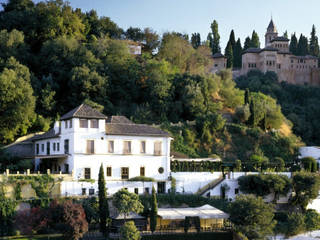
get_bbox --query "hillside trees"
[0,57,35,143]
[98,164,109,235]
[289,33,298,55]
[210,20,221,54]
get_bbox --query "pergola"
[156,204,230,232]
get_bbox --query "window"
[89,188,95,195]
[86,140,94,154]
[235,188,239,194]
[90,119,99,128]
[106,167,112,177]
[53,142,56,151]
[214,64,218,67]
[64,139,69,154]
[64,164,69,173]
[80,119,88,128]
[134,188,139,194]
[36,144,39,154]
[57,142,60,151]
[84,168,91,179]
[140,141,146,153]
[145,187,149,194]
[108,141,114,153]
[46,142,50,155]
[82,188,86,195]
[157,182,166,194]
[121,167,129,179]
[41,144,44,152]
[69,120,72,128]
[123,141,131,154]
[140,167,145,177]
[65,120,68,128]
[154,142,162,156]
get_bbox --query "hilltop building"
[212,19,320,85]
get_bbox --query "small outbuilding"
[110,212,147,233]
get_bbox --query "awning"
[157,204,229,220]
[36,154,68,159]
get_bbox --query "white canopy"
[157,204,229,220]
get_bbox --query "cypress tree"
[191,32,201,49]
[98,164,109,235]
[229,30,236,49]
[225,40,233,68]
[297,34,309,56]
[290,33,298,55]
[310,25,319,57]
[250,30,260,48]
[206,33,213,49]
[243,36,251,50]
[283,30,288,39]
[150,186,158,233]
[244,88,250,105]
[234,38,243,68]
[210,20,221,54]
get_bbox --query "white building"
[32,104,172,194]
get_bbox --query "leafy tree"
[285,212,306,237]
[272,157,285,172]
[297,34,309,56]
[309,25,319,57]
[243,36,251,50]
[81,197,99,225]
[206,33,213,49]
[0,57,35,144]
[225,40,233,68]
[305,209,320,232]
[233,38,242,68]
[250,30,260,48]
[191,32,201,49]
[120,221,141,240]
[210,20,221,54]
[229,195,275,240]
[301,157,317,172]
[98,164,109,235]
[15,207,48,235]
[143,28,159,53]
[150,186,158,233]
[112,189,144,219]
[290,33,298,55]
[61,200,88,240]
[291,172,320,211]
[126,27,144,42]
[0,190,16,236]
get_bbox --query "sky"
[6,0,320,50]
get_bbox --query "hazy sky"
[22,0,320,50]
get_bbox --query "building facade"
[32,104,171,188]
[240,19,320,85]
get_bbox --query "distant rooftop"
[60,104,107,120]
[212,52,226,58]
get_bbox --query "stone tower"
[265,18,278,47]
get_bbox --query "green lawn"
[0,234,63,240]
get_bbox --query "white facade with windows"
[33,105,172,191]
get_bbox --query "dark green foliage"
[274,211,306,237]
[238,174,291,201]
[250,30,260,48]
[309,25,319,57]
[297,34,309,56]
[128,176,155,182]
[229,195,275,240]
[224,40,233,68]
[233,38,242,68]
[98,164,109,235]
[210,20,221,54]
[289,33,298,55]
[80,197,99,225]
[150,187,157,233]
[305,209,320,231]
[301,157,317,172]
[191,33,201,49]
[141,232,233,240]
[291,172,320,211]
[243,36,251,50]
[0,189,16,236]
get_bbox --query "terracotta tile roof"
[105,123,169,137]
[31,129,60,141]
[60,104,107,120]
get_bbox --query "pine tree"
[150,186,158,233]
[225,40,233,68]
[98,164,109,235]
[290,33,298,55]
[234,38,243,68]
[297,34,309,56]
[310,25,319,57]
[250,30,260,48]
[243,36,251,50]
[210,20,221,54]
